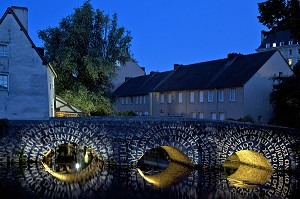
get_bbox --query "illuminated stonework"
[0,117,299,171]
[224,150,273,188]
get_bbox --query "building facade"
[0,6,56,120]
[114,51,293,124]
[113,71,171,116]
[111,61,146,91]
[256,30,300,68]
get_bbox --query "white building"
[256,30,300,69]
[0,6,56,120]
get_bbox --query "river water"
[0,161,299,199]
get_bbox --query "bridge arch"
[0,118,299,171]
[224,150,273,188]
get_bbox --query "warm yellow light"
[224,150,273,188]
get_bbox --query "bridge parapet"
[0,117,299,171]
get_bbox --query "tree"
[38,0,133,115]
[257,0,300,40]
[269,62,300,129]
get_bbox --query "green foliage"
[60,85,114,116]
[115,111,137,116]
[269,62,300,128]
[225,115,254,123]
[257,0,300,40]
[38,0,133,115]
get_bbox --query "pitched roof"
[257,30,299,49]
[153,50,278,92]
[0,7,56,76]
[113,71,172,97]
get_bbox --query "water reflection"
[0,146,299,198]
[137,147,192,188]
[0,163,299,199]
[42,142,103,183]
[224,161,273,188]
[224,150,273,189]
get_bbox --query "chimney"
[11,6,28,32]
[227,53,239,61]
[174,64,181,70]
[36,47,44,56]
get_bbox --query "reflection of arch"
[42,158,104,183]
[137,161,192,188]
[224,150,273,188]
[42,145,104,183]
[137,146,192,188]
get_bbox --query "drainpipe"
[185,90,188,118]
[150,93,153,116]
[216,88,218,120]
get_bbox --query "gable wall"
[244,51,294,123]
[0,11,51,120]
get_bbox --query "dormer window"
[289,41,293,45]
[266,43,270,48]
[272,43,277,47]
[280,42,284,46]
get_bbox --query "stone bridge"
[1,117,300,171]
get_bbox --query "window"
[178,92,183,103]
[143,96,146,104]
[160,94,165,104]
[192,112,196,118]
[288,58,293,66]
[125,97,129,104]
[208,90,214,102]
[121,98,125,104]
[219,112,225,120]
[168,93,172,103]
[0,44,8,56]
[272,43,276,47]
[139,96,142,104]
[199,91,204,102]
[289,50,292,55]
[136,96,139,104]
[190,91,194,103]
[211,112,217,120]
[280,42,284,46]
[130,97,133,104]
[298,49,300,54]
[218,90,224,102]
[289,41,293,45]
[229,89,236,101]
[0,74,8,90]
[199,112,204,119]
[266,43,270,48]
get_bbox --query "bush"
[0,118,9,137]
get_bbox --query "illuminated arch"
[42,143,104,183]
[224,150,273,188]
[137,146,192,188]
[137,161,192,188]
[160,146,193,166]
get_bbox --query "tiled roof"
[257,30,298,49]
[114,51,278,95]
[154,50,277,92]
[113,71,172,97]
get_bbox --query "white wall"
[0,8,53,120]
[244,51,293,123]
[112,61,146,91]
